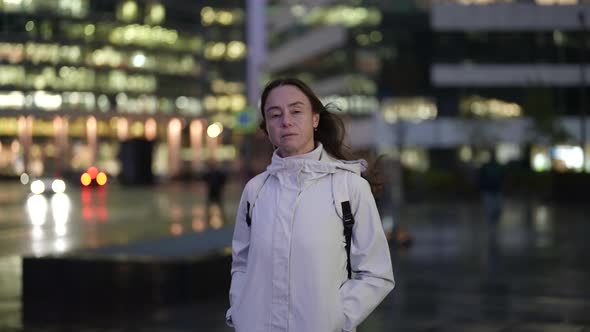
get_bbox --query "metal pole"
[247,0,266,108]
[579,11,587,171]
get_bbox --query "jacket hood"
[266,143,367,176]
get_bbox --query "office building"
[0,0,247,180]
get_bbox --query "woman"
[226,78,394,332]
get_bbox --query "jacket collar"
[266,143,367,176]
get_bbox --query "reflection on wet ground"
[1,180,589,331]
[0,181,241,257]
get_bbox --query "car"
[28,177,67,195]
[80,166,108,187]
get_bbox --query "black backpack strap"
[246,201,252,227]
[244,173,271,228]
[341,201,355,279]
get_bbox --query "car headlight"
[30,180,45,195]
[51,179,66,193]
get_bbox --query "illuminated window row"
[113,93,202,115]
[381,98,438,123]
[91,47,200,75]
[0,42,83,65]
[117,1,166,25]
[0,90,203,115]
[355,31,383,46]
[460,95,522,118]
[0,0,89,18]
[27,21,202,52]
[201,7,245,26]
[110,24,179,48]
[380,95,520,121]
[0,0,171,23]
[55,22,202,52]
[211,79,245,94]
[0,42,200,76]
[204,41,247,61]
[531,145,590,173]
[203,94,247,113]
[0,65,156,93]
[302,6,381,27]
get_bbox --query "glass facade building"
[265,0,384,116]
[427,1,590,173]
[0,0,246,179]
[354,1,590,175]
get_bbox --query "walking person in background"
[204,158,227,205]
[479,150,506,236]
[226,78,394,332]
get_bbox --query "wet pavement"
[1,179,589,331]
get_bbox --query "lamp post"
[579,11,587,171]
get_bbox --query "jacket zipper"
[286,185,306,332]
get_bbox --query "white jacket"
[226,144,394,332]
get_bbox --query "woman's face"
[264,85,319,157]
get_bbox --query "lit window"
[460,96,522,119]
[58,0,89,18]
[369,31,382,43]
[33,91,62,111]
[201,7,215,26]
[381,97,438,123]
[2,0,25,12]
[304,6,381,27]
[552,145,584,171]
[84,24,95,36]
[217,96,231,111]
[231,94,246,112]
[291,5,306,17]
[118,0,138,22]
[0,91,25,109]
[130,121,144,137]
[25,21,35,32]
[97,94,110,112]
[226,41,246,60]
[205,42,228,60]
[131,52,146,67]
[204,96,217,111]
[146,3,166,25]
[217,10,234,25]
[0,65,25,86]
[531,147,550,172]
[0,43,24,63]
[356,34,370,46]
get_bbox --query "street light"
[206,122,223,138]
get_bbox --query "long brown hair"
[259,77,354,161]
[259,77,383,195]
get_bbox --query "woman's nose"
[281,113,292,126]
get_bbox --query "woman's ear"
[313,113,320,128]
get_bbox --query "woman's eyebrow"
[264,105,281,113]
[265,101,305,113]
[288,101,305,108]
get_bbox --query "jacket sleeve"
[225,185,250,327]
[339,175,395,331]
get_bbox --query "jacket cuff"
[225,308,234,327]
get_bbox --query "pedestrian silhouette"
[204,159,227,205]
[478,150,505,234]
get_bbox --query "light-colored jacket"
[226,144,395,332]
